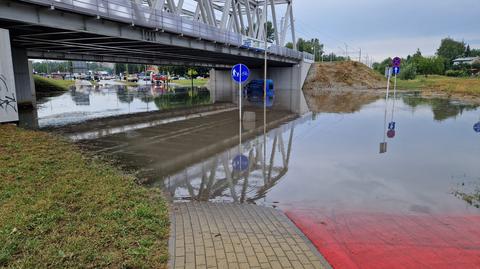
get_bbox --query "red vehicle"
[152,74,168,85]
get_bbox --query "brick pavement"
[169,203,331,269]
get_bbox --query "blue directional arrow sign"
[392,66,400,75]
[231,64,250,84]
[474,122,480,133]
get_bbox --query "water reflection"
[158,118,304,203]
[70,90,480,212]
[147,95,480,213]
[403,94,479,121]
[29,84,211,128]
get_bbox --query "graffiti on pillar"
[0,74,17,113]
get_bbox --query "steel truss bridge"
[0,0,312,67]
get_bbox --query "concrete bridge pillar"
[210,61,312,114]
[12,47,36,107]
[0,28,19,123]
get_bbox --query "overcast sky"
[291,0,480,62]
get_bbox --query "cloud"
[290,0,480,61]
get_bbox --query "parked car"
[127,74,138,83]
[152,74,167,85]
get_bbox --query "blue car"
[244,79,275,99]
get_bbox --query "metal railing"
[20,0,305,60]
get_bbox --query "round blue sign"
[392,66,400,75]
[474,122,480,133]
[232,154,249,172]
[231,64,250,83]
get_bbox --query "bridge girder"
[141,0,296,47]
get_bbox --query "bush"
[445,70,468,77]
[399,63,417,80]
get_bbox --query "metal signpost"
[390,57,401,137]
[232,63,250,172]
[380,57,401,153]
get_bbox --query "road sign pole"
[239,64,242,155]
[391,73,397,123]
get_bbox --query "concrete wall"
[210,61,312,114]
[12,47,36,107]
[0,28,19,123]
[209,68,261,104]
[269,61,311,114]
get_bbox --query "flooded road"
[76,92,480,213]
[27,83,211,128]
[74,91,480,268]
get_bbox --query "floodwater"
[75,92,480,214]
[26,82,211,128]
[157,94,480,215]
[69,90,480,268]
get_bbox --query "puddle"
[21,83,211,128]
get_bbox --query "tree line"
[373,38,480,80]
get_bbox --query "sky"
[291,0,480,62]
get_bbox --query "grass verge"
[0,125,169,268]
[33,76,75,93]
[396,75,480,96]
[173,79,209,87]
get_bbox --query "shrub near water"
[0,125,169,268]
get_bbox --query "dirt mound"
[304,61,386,91]
[303,62,386,113]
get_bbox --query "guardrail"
[20,0,305,61]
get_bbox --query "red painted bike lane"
[284,207,480,269]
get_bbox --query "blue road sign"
[392,57,401,67]
[392,66,400,75]
[474,122,480,133]
[388,122,396,130]
[232,154,249,172]
[231,64,250,83]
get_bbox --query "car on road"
[126,74,138,83]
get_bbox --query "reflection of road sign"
[232,155,249,172]
[474,122,480,133]
[392,66,400,75]
[380,142,387,154]
[387,130,396,138]
[231,64,250,83]
[392,57,401,67]
[388,122,396,130]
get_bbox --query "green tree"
[187,68,198,90]
[286,38,324,61]
[465,45,472,57]
[437,38,466,69]
[373,57,392,75]
[399,63,417,80]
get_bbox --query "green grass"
[396,75,480,96]
[33,76,75,93]
[173,79,209,87]
[0,125,169,268]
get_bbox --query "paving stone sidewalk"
[169,202,331,269]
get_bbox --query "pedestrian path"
[169,202,331,269]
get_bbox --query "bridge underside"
[0,0,299,68]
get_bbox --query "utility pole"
[359,48,362,63]
[344,43,348,60]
